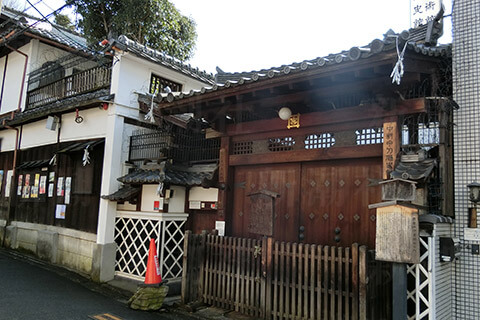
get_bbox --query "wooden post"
[359,245,367,320]
[264,237,273,319]
[469,207,478,228]
[197,230,208,302]
[392,263,407,320]
[181,230,192,304]
[383,120,399,179]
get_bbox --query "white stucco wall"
[189,187,218,202]
[20,119,58,149]
[110,53,209,111]
[0,42,32,114]
[141,184,163,212]
[169,185,186,213]
[0,40,74,116]
[0,129,19,152]
[60,108,108,142]
[16,108,107,150]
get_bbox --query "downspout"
[5,44,28,112]
[0,54,8,109]
[1,123,19,247]
[1,45,28,246]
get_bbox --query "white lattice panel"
[114,212,187,281]
[407,236,434,320]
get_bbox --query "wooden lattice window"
[149,74,182,94]
[356,128,383,145]
[304,133,335,149]
[232,141,253,155]
[268,137,295,152]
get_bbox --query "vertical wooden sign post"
[383,121,399,179]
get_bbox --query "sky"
[16,0,452,75]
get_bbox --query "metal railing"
[26,66,111,109]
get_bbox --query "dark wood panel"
[300,158,382,247]
[230,145,382,166]
[232,163,300,242]
[9,140,104,233]
[225,98,425,137]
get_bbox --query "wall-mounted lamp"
[467,182,480,228]
[278,107,292,120]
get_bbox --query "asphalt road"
[0,249,196,320]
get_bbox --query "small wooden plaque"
[247,190,279,236]
[375,204,419,264]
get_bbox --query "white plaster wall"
[117,202,137,211]
[169,185,186,213]
[189,187,218,201]
[0,129,19,151]
[141,184,163,212]
[0,42,33,114]
[111,53,209,111]
[60,108,108,142]
[0,40,70,116]
[20,120,58,149]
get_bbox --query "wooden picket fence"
[182,231,389,319]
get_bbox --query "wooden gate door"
[232,163,300,242]
[299,158,382,248]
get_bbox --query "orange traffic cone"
[144,238,162,285]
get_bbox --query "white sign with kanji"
[410,0,442,28]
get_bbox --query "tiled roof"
[1,8,88,52]
[102,185,141,201]
[390,159,436,181]
[114,35,215,85]
[0,89,113,127]
[16,159,50,169]
[153,29,450,105]
[118,163,217,186]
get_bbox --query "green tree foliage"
[54,13,75,31]
[66,0,197,61]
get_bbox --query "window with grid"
[232,141,253,155]
[268,137,295,152]
[304,133,335,149]
[149,74,182,94]
[356,127,383,145]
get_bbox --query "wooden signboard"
[383,121,399,179]
[247,190,279,236]
[375,204,420,264]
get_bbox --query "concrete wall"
[452,0,480,318]
[4,221,97,276]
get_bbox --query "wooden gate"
[232,159,382,247]
[182,232,390,319]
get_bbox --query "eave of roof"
[118,163,218,186]
[152,30,451,109]
[0,8,89,53]
[0,89,114,128]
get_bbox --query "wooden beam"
[225,98,426,137]
[229,144,382,166]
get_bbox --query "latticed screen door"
[114,214,186,280]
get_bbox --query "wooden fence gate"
[182,231,391,319]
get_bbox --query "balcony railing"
[26,66,111,109]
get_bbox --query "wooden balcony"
[26,66,111,109]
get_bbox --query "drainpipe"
[0,54,8,109]
[1,45,27,247]
[5,44,28,112]
[1,122,19,247]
